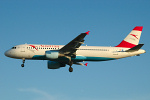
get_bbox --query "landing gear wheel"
[21,58,25,67]
[69,67,73,72]
[21,64,24,67]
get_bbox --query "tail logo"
[130,34,138,39]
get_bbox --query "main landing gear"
[69,61,73,72]
[21,58,25,67]
[69,66,73,72]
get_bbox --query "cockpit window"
[12,47,16,49]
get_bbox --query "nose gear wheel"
[21,58,25,67]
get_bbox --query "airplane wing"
[59,31,90,57]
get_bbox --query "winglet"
[85,31,90,35]
[84,63,88,66]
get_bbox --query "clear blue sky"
[1,0,150,100]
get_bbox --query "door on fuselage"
[21,45,26,52]
[20,45,26,58]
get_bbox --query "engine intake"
[45,50,59,59]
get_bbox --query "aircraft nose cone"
[5,50,10,57]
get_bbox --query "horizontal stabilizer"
[126,44,144,52]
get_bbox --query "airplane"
[5,26,146,72]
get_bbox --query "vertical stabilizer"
[116,26,143,48]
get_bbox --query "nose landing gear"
[21,58,25,67]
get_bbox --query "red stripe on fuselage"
[29,45,38,51]
[115,40,136,48]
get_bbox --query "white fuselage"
[5,44,146,61]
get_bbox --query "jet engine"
[45,50,59,59]
[47,61,66,69]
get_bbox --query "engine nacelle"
[45,51,59,59]
[47,61,66,69]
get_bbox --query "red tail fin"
[116,26,143,48]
